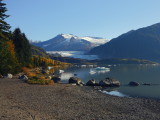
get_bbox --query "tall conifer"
[12,28,32,66]
[0,0,19,75]
[0,0,10,34]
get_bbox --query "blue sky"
[5,0,160,41]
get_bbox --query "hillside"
[31,45,49,58]
[90,23,160,62]
[33,34,108,51]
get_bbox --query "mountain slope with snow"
[33,34,108,51]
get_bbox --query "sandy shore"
[0,78,160,120]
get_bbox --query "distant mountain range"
[33,34,108,51]
[89,23,160,62]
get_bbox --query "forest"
[0,0,67,75]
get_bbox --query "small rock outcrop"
[52,76,61,83]
[128,81,140,86]
[69,77,82,86]
[99,77,120,87]
[6,74,13,79]
[19,75,28,80]
[86,79,99,86]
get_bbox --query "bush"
[27,72,37,77]
[21,67,30,74]
[27,76,54,85]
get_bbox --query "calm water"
[60,64,160,99]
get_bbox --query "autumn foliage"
[0,33,20,74]
[32,55,68,68]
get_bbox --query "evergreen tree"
[12,28,32,66]
[0,0,10,34]
[0,33,19,75]
[22,33,32,64]
[0,0,19,75]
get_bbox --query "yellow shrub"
[21,67,30,74]
[27,72,37,77]
[39,76,45,80]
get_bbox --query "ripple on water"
[101,90,128,97]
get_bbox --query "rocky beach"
[0,78,160,120]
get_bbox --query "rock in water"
[128,81,140,86]
[86,79,99,86]
[99,77,120,87]
[52,76,61,83]
[69,77,82,85]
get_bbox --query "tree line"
[0,0,32,74]
[32,55,68,68]
[0,0,67,75]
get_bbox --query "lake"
[60,64,160,99]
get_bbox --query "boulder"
[99,77,120,87]
[42,70,49,74]
[78,81,85,86]
[52,76,61,83]
[19,75,28,80]
[128,81,140,86]
[78,83,84,86]
[69,77,82,85]
[45,76,52,80]
[86,79,99,86]
[0,74,3,78]
[6,74,13,79]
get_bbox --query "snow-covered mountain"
[33,34,108,51]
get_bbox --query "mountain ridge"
[33,34,108,51]
[89,23,160,62]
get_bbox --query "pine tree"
[12,28,32,67]
[0,0,10,34]
[0,0,19,75]
[22,33,32,64]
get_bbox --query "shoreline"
[101,88,160,100]
[0,78,160,120]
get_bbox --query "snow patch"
[61,34,75,39]
[60,34,108,45]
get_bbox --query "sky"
[5,0,160,41]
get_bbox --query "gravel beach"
[0,78,160,120]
